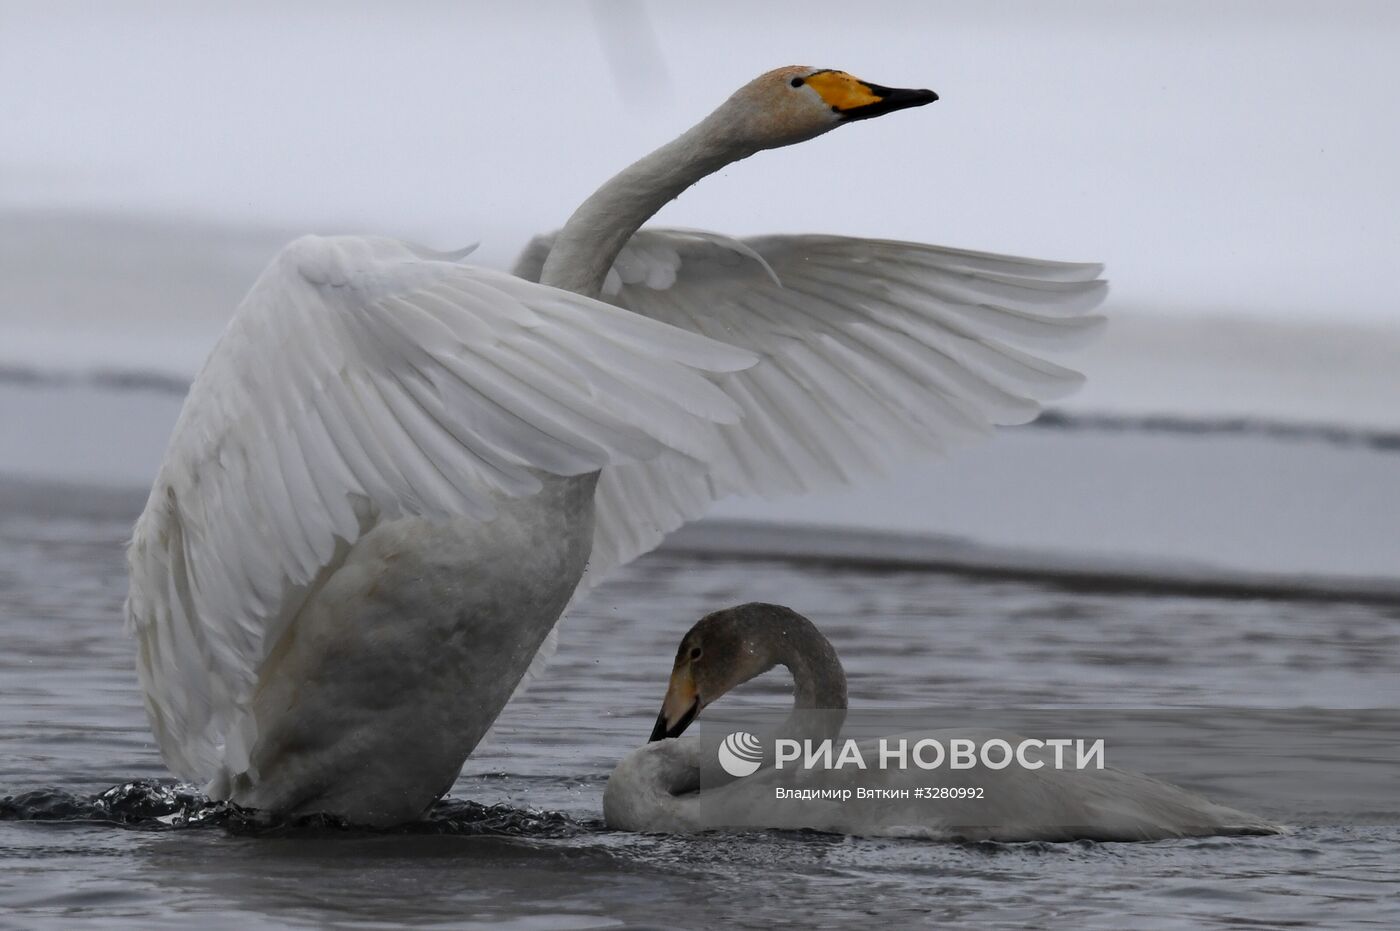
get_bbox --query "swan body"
[606,605,1280,842]
[127,67,1107,824]
[209,475,597,822]
[605,730,1278,842]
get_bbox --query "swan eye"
[790,77,804,88]
[689,646,703,660]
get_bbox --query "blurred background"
[2,0,1397,582]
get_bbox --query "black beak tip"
[895,87,938,107]
[647,699,701,743]
[840,85,939,122]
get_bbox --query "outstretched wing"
[515,228,1106,594]
[126,234,757,783]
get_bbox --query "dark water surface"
[2,506,1398,929]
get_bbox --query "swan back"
[605,729,1281,841]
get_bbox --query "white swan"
[126,67,1107,825]
[606,604,1280,841]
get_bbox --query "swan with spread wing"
[126,66,1106,824]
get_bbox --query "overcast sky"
[3,0,1397,321]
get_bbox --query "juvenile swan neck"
[540,114,750,298]
[755,607,848,712]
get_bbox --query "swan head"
[716,66,938,151]
[649,603,826,741]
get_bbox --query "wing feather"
[126,233,759,784]
[513,228,1107,600]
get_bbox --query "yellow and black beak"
[804,70,938,122]
[841,82,938,122]
[648,666,702,742]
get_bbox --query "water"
[2,500,1398,928]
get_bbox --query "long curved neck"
[766,616,848,713]
[539,112,754,298]
[744,609,847,748]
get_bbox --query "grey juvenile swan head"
[649,602,848,742]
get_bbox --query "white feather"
[514,228,1107,599]
[125,233,758,785]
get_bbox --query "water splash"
[0,779,589,838]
